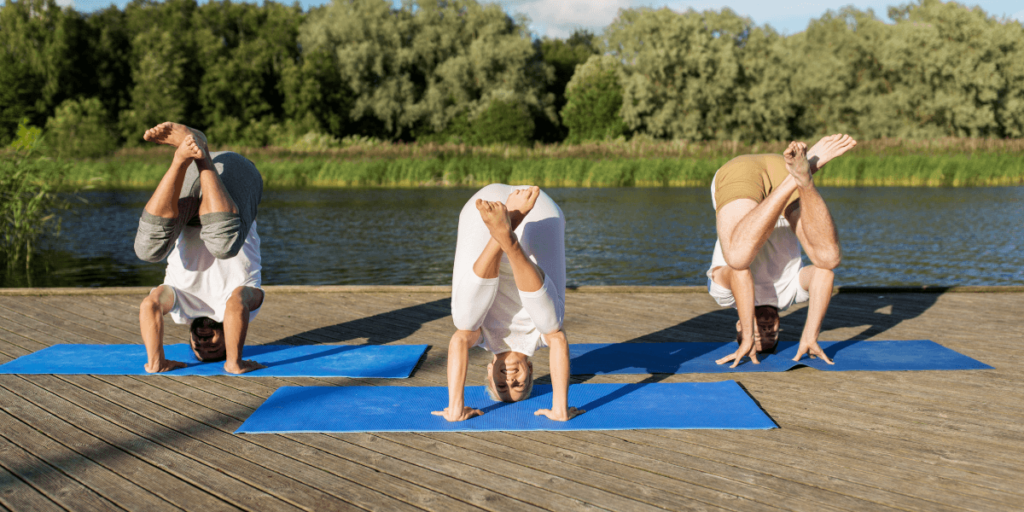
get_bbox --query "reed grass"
[8,137,1022,189]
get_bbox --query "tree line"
[1,0,1022,157]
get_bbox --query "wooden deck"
[0,286,1020,512]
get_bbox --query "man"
[134,122,266,374]
[709,135,857,367]
[433,184,582,422]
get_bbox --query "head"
[736,306,780,353]
[485,351,533,402]
[189,317,226,361]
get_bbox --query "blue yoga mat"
[0,344,428,378]
[235,381,777,433]
[569,340,993,375]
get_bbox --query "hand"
[224,359,266,374]
[793,340,834,364]
[144,359,186,373]
[716,337,760,368]
[534,406,584,422]
[431,406,484,422]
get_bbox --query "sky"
[48,0,1024,38]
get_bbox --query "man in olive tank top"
[707,135,857,367]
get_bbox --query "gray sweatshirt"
[134,151,263,263]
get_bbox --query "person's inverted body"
[135,122,266,374]
[708,135,857,367]
[434,184,582,422]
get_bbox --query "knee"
[225,287,248,316]
[449,330,478,350]
[543,330,567,348]
[140,288,164,315]
[722,251,752,272]
[816,249,842,271]
[205,238,242,260]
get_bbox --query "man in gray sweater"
[134,122,266,374]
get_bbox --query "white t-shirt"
[163,221,262,324]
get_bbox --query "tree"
[299,0,554,140]
[537,29,599,141]
[606,7,751,140]
[561,55,627,143]
[45,97,118,158]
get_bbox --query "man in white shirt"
[433,184,582,422]
[708,136,857,367]
[134,122,265,374]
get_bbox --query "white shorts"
[706,268,809,311]
[162,286,262,326]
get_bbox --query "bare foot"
[145,122,209,157]
[476,199,516,250]
[505,186,540,228]
[175,134,204,162]
[806,134,857,173]
[784,141,811,188]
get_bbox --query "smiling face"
[189,317,226,361]
[486,351,533,402]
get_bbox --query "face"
[753,306,780,352]
[190,317,226,361]
[487,352,533,402]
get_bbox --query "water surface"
[7,187,1022,287]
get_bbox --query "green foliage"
[537,29,599,141]
[466,99,535,146]
[2,0,1023,148]
[45,98,118,158]
[0,138,71,270]
[300,0,554,140]
[561,55,628,143]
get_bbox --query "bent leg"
[222,286,264,374]
[140,286,182,373]
[786,185,842,270]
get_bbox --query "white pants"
[450,184,565,355]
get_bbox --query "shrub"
[562,55,628,144]
[45,98,118,158]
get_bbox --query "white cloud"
[492,0,632,38]
[55,0,76,7]
[1013,9,1024,22]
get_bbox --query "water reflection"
[16,187,1024,288]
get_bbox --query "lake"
[6,187,1022,288]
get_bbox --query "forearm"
[446,334,471,410]
[140,307,166,371]
[731,269,756,344]
[547,332,570,414]
[223,306,250,371]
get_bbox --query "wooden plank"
[0,458,64,512]
[0,409,175,511]
[0,383,235,511]
[0,376,301,512]
[0,431,117,512]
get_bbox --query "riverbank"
[10,138,1024,188]
[49,152,1024,188]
